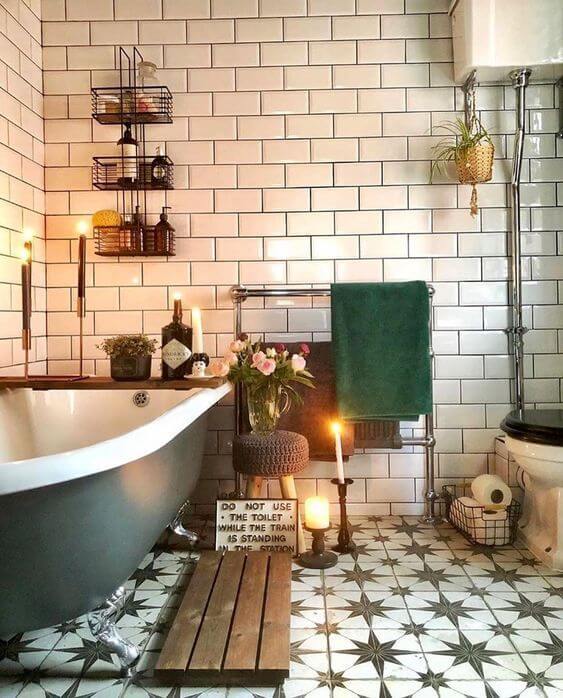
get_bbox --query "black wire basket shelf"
[94,225,175,257]
[91,86,173,125]
[93,155,174,191]
[442,483,520,547]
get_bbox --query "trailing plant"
[97,334,158,357]
[431,117,494,216]
[430,117,493,181]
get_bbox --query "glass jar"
[246,383,289,436]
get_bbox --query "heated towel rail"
[230,284,440,524]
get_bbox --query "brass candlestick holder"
[332,478,356,554]
[298,526,337,569]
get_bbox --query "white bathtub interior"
[0,388,198,463]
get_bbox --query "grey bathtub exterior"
[0,412,207,637]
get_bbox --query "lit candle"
[21,248,31,333]
[192,306,203,353]
[304,496,330,530]
[23,228,33,287]
[77,222,87,308]
[173,292,182,319]
[332,421,345,484]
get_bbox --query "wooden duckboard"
[155,550,292,686]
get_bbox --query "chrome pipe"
[508,68,531,411]
[231,285,331,300]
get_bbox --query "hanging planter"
[431,117,494,217]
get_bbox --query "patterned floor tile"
[3,516,563,698]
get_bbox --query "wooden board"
[155,550,292,686]
[0,376,227,391]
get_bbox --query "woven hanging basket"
[455,141,495,216]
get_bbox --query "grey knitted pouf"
[233,430,309,476]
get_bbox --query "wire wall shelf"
[94,225,175,257]
[93,155,174,190]
[91,85,173,125]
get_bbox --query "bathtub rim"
[0,382,231,496]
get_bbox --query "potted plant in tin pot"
[98,334,158,381]
[431,117,494,216]
[210,336,315,436]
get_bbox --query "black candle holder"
[298,526,337,569]
[331,478,356,554]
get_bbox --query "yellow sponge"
[92,209,122,228]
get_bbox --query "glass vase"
[246,383,289,436]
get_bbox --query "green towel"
[331,281,432,421]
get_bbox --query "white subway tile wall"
[36,0,563,514]
[0,0,46,375]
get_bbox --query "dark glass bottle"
[154,205,174,255]
[132,205,144,253]
[161,297,192,380]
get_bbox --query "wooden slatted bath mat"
[155,550,292,686]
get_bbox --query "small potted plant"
[431,117,494,216]
[210,336,315,436]
[98,334,158,381]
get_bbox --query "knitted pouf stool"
[233,430,308,552]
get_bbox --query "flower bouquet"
[211,336,315,435]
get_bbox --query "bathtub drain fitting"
[132,391,150,407]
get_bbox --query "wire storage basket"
[91,85,173,124]
[93,156,174,190]
[443,483,520,546]
[94,225,175,257]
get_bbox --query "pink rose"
[251,351,266,367]
[210,360,229,377]
[291,354,306,372]
[224,351,238,366]
[229,339,244,353]
[257,358,276,376]
[274,343,286,353]
[300,343,310,356]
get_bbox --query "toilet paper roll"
[471,474,512,508]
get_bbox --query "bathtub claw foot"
[88,587,140,672]
[170,501,199,546]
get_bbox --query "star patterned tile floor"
[1,515,562,698]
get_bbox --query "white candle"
[332,421,345,484]
[304,496,330,530]
[192,306,203,353]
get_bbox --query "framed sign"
[216,499,298,554]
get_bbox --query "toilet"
[501,409,563,570]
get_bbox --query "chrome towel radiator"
[230,284,440,524]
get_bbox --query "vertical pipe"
[509,68,531,411]
[423,285,439,523]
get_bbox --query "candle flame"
[20,247,31,263]
[173,292,182,301]
[331,421,342,435]
[23,228,33,242]
[77,220,89,236]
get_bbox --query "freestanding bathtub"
[0,383,230,639]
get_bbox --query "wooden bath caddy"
[0,376,227,391]
[155,550,291,686]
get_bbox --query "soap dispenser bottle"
[151,145,168,188]
[154,206,175,255]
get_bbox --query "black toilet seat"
[501,409,563,447]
